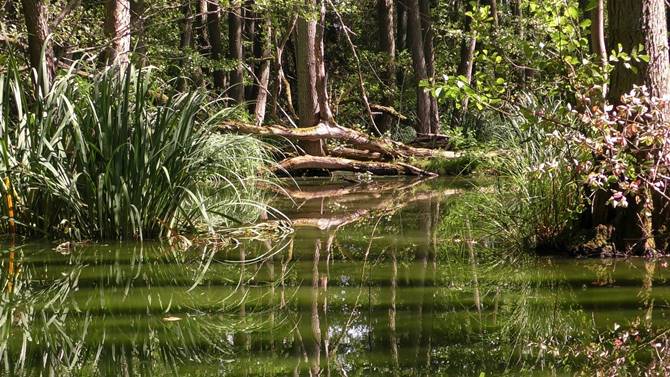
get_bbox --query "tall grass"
[442,97,584,252]
[0,59,272,240]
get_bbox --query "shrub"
[0,60,271,240]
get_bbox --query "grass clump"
[442,100,584,252]
[0,60,272,240]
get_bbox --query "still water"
[1,178,669,376]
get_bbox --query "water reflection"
[1,178,670,376]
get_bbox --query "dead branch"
[219,120,457,159]
[274,155,436,176]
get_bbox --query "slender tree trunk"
[315,0,333,123]
[590,0,607,67]
[455,0,478,121]
[228,0,244,102]
[21,0,55,82]
[420,0,439,133]
[194,0,210,86]
[490,0,499,28]
[245,0,258,102]
[104,0,131,65]
[254,17,272,125]
[130,0,145,65]
[206,0,225,90]
[403,0,431,134]
[377,0,396,134]
[177,0,194,90]
[296,0,325,156]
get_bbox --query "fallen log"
[274,156,437,177]
[329,146,383,161]
[219,120,457,159]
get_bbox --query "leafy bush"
[0,60,271,240]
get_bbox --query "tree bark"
[377,0,396,134]
[228,0,244,103]
[177,0,194,91]
[296,0,325,156]
[275,156,435,176]
[591,0,607,69]
[130,0,145,65]
[104,0,131,66]
[315,0,333,123]
[402,0,431,134]
[456,0,479,119]
[608,0,670,101]
[420,0,439,133]
[489,0,499,28]
[254,16,272,125]
[219,120,458,159]
[21,0,55,82]
[206,0,225,90]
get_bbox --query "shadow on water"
[1,177,670,376]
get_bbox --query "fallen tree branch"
[329,146,383,161]
[369,104,408,121]
[219,120,457,159]
[274,156,436,176]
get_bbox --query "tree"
[295,0,326,156]
[228,0,244,103]
[402,0,431,134]
[456,0,478,122]
[608,0,670,102]
[130,0,146,65]
[419,0,439,133]
[603,0,670,253]
[21,0,55,81]
[254,16,272,125]
[591,0,607,70]
[177,0,194,91]
[104,0,131,65]
[376,0,396,133]
[206,0,225,90]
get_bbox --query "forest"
[1,0,670,376]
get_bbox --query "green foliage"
[442,97,584,251]
[0,59,271,240]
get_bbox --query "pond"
[1,177,669,376]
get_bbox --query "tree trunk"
[296,0,325,156]
[275,156,435,176]
[605,0,670,254]
[104,0,131,65]
[254,17,272,125]
[420,0,439,133]
[489,0,499,28]
[245,0,258,102]
[130,0,145,65]
[315,0,333,123]
[591,0,607,69]
[608,0,670,101]
[206,0,225,90]
[456,0,478,121]
[21,0,55,82]
[377,0,396,134]
[177,0,194,91]
[403,0,431,134]
[228,0,244,103]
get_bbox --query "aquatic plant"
[0,58,273,240]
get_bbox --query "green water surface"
[1,178,669,376]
